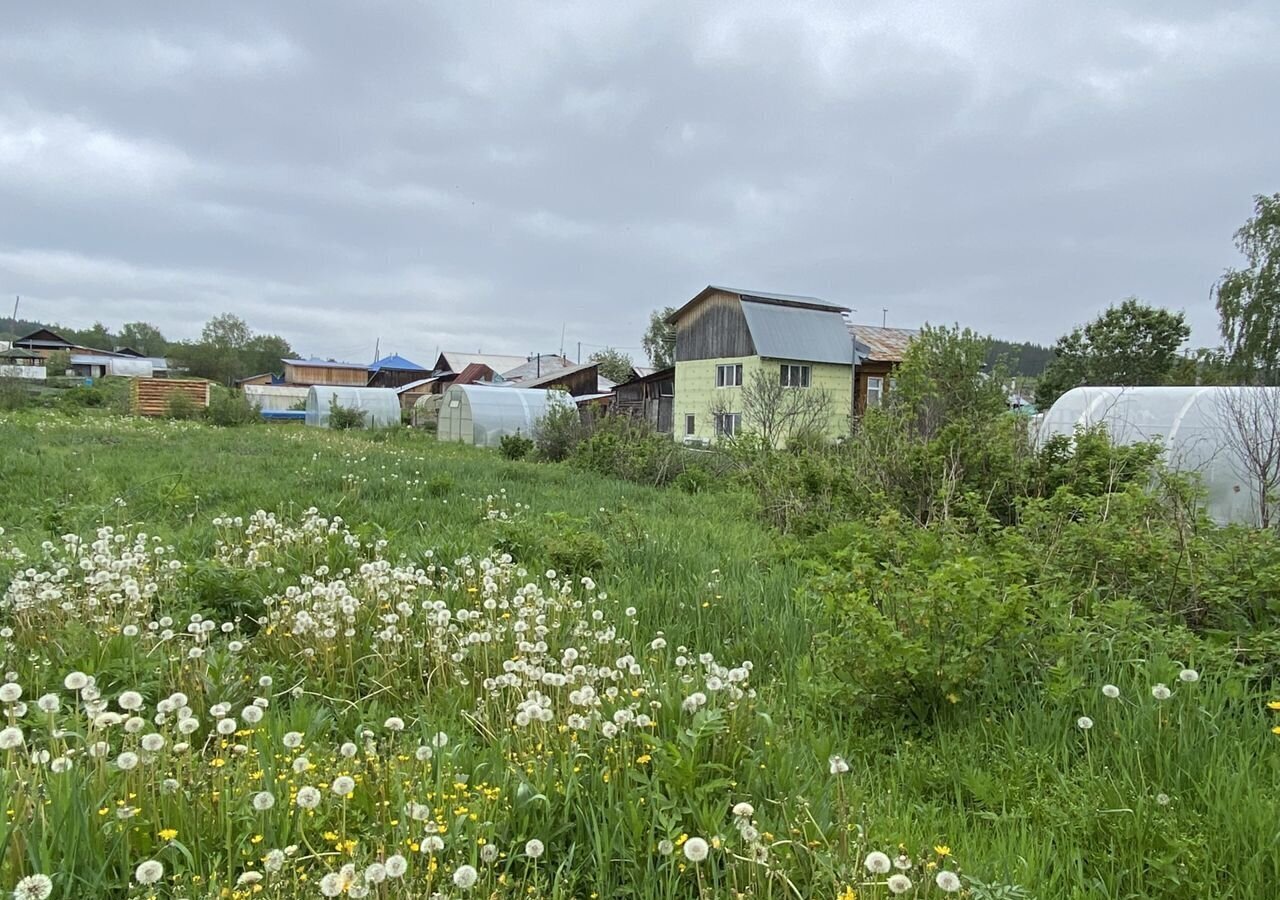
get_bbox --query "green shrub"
[532,402,586,461]
[499,431,533,460]
[57,385,106,408]
[206,391,259,427]
[165,391,200,420]
[425,474,454,498]
[328,396,367,430]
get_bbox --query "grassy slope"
[2,411,1277,898]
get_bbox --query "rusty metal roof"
[847,324,919,362]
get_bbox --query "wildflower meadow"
[1,408,1278,898]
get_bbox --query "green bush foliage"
[206,390,259,427]
[0,377,30,410]
[328,396,367,430]
[165,391,200,420]
[532,402,586,461]
[498,431,533,460]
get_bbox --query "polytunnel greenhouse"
[304,386,402,429]
[437,384,571,447]
[1038,386,1280,526]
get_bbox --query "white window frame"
[714,412,742,438]
[716,363,743,388]
[780,364,811,388]
[684,413,696,436]
[866,376,884,408]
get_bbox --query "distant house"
[668,286,856,442]
[13,328,128,360]
[515,362,603,397]
[281,358,369,387]
[367,354,427,389]
[397,363,495,410]
[613,366,674,433]
[431,352,529,379]
[847,325,919,413]
[495,354,575,384]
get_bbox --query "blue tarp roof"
[369,354,425,372]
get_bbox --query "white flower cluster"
[2,526,180,627]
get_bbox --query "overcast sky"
[1,2,1276,362]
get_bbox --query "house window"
[716,363,743,387]
[780,364,811,388]
[685,414,696,436]
[714,412,742,438]
[866,376,884,408]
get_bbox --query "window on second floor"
[714,412,742,438]
[866,375,884,407]
[716,363,743,387]
[780,364,811,388]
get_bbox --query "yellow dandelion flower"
[159,829,178,842]
[934,844,951,857]
[1268,700,1280,711]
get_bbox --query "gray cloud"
[1,0,1276,361]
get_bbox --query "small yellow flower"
[934,844,951,857]
[1272,725,1280,735]
[838,887,857,900]
[635,754,652,765]
[946,693,960,704]
[159,829,178,842]
[1268,700,1280,711]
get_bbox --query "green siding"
[674,356,852,443]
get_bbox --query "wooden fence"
[130,378,211,417]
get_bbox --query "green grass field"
[1,409,1277,899]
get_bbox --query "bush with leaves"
[165,391,201,420]
[328,396,367,430]
[499,431,534,460]
[206,391,259,427]
[532,401,586,461]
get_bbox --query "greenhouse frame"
[1037,385,1280,526]
[304,386,402,429]
[437,384,571,447]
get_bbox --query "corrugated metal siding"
[740,301,854,365]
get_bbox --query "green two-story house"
[668,286,858,443]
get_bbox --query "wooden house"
[847,325,919,413]
[367,354,427,389]
[281,358,369,387]
[613,367,674,433]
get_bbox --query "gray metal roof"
[711,285,848,311]
[739,300,854,365]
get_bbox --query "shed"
[71,354,154,378]
[130,378,210,416]
[437,384,571,447]
[0,347,47,380]
[304,386,402,429]
[1038,386,1280,526]
[613,366,674,433]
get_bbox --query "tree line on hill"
[0,313,294,386]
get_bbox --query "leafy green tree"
[588,347,634,384]
[1034,299,1190,408]
[201,313,252,351]
[642,307,676,369]
[242,334,294,378]
[891,323,1007,438]
[117,322,168,357]
[66,321,115,351]
[1215,193,1280,383]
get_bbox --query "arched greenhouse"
[437,384,571,447]
[304,386,402,429]
[1038,386,1280,526]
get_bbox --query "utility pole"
[577,341,581,364]
[882,308,887,327]
[11,295,18,327]
[559,323,566,359]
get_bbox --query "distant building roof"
[0,347,42,361]
[630,366,657,379]
[454,362,496,385]
[369,353,425,372]
[395,377,440,393]
[848,325,919,363]
[435,352,529,376]
[498,355,574,382]
[282,358,368,370]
